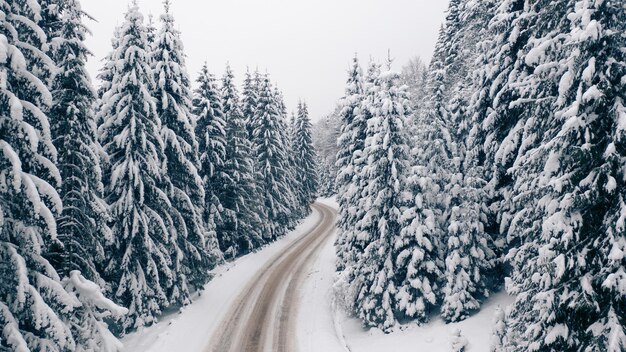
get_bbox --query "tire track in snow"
[206,202,337,352]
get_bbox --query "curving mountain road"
[206,202,337,352]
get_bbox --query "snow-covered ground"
[121,209,322,352]
[337,292,514,352]
[300,197,515,352]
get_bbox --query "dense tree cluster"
[0,0,318,349]
[334,1,625,351]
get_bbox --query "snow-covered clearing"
[121,209,322,352]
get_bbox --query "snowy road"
[206,202,338,352]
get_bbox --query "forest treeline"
[0,0,317,350]
[330,0,626,351]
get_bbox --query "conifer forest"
[1,0,624,351]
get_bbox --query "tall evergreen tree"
[153,1,220,301]
[217,64,265,258]
[251,75,295,240]
[47,0,112,289]
[0,0,123,349]
[500,1,626,350]
[95,25,121,129]
[98,4,175,332]
[293,100,318,210]
[334,56,367,274]
[241,68,259,141]
[192,63,227,256]
[1,0,76,349]
[350,68,412,332]
[274,86,302,224]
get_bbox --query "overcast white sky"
[83,0,449,121]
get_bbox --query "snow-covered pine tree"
[490,305,507,351]
[334,56,366,273]
[472,0,529,252]
[63,271,127,352]
[312,109,341,197]
[316,155,336,197]
[293,100,318,212]
[274,86,302,224]
[241,68,259,141]
[393,152,443,324]
[408,26,456,318]
[438,0,503,324]
[146,13,156,47]
[500,1,626,350]
[350,67,412,332]
[192,63,227,257]
[251,74,295,240]
[95,25,122,131]
[0,0,113,349]
[217,64,265,258]
[153,1,220,301]
[450,328,468,352]
[440,182,496,322]
[47,0,112,290]
[98,4,176,332]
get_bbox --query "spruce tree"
[350,68,412,332]
[334,56,366,274]
[293,100,319,210]
[0,0,127,349]
[1,0,74,349]
[218,64,265,258]
[274,86,302,224]
[192,63,227,255]
[153,1,220,300]
[501,1,626,350]
[241,68,259,140]
[251,75,295,240]
[95,25,121,129]
[393,160,443,324]
[98,4,175,332]
[48,0,112,289]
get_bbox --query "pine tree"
[217,64,265,258]
[251,74,295,240]
[500,1,626,350]
[146,13,156,47]
[274,86,302,225]
[393,161,443,323]
[153,1,220,301]
[293,101,319,210]
[316,155,337,197]
[192,63,227,256]
[241,68,259,141]
[490,306,507,351]
[334,56,366,274]
[350,68,412,332]
[63,271,127,352]
[98,4,175,332]
[1,0,83,349]
[95,25,122,130]
[47,0,112,289]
